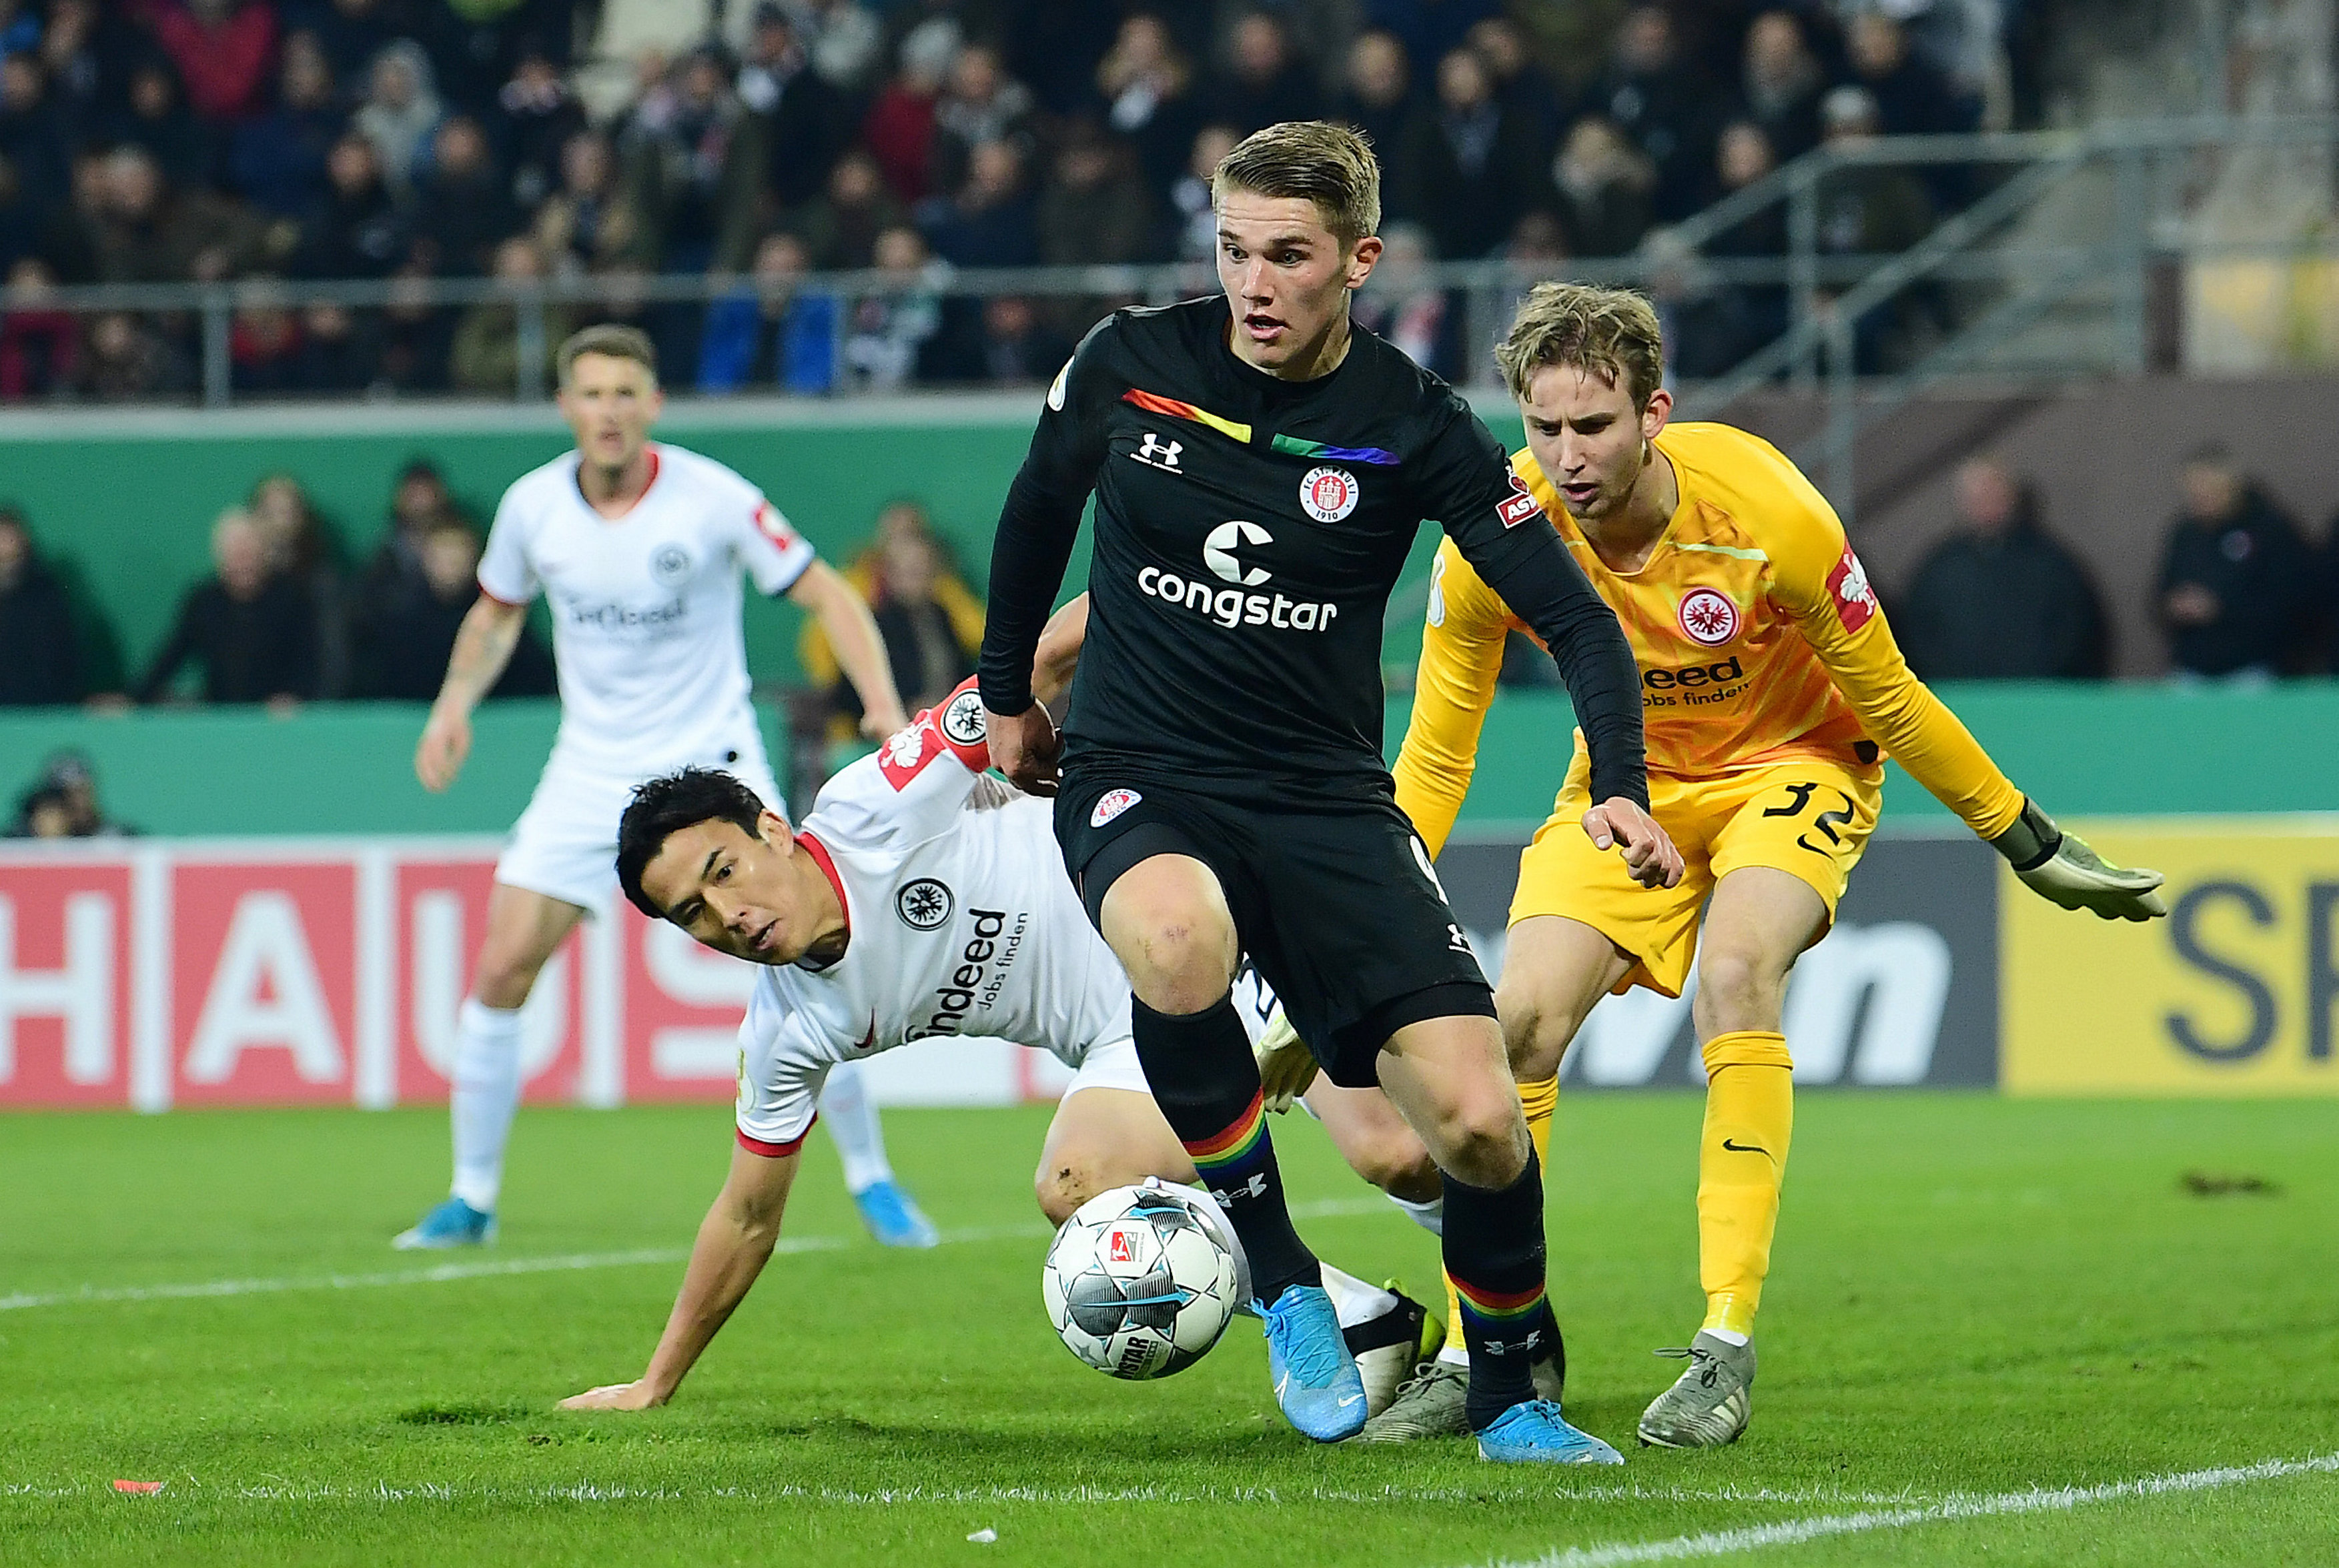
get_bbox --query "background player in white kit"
[395,323,934,1251]
[557,674,1435,1413]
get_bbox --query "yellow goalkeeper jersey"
[1395,421,2027,858]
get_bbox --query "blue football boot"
[392,1196,496,1251]
[852,1179,940,1248]
[1261,1283,1369,1441]
[1476,1399,1626,1465]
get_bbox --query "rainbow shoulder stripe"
[1120,388,1399,466]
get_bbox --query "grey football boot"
[1637,1331,1755,1447]
[1353,1327,1565,1443]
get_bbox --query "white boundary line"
[0,1199,1392,1315]
[1475,1452,2339,1567]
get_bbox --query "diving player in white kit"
[396,323,935,1251]
[555,674,1438,1413]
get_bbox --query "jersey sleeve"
[1412,404,1648,810]
[733,984,828,1156]
[808,676,997,847]
[1392,540,1516,859]
[733,491,819,597]
[476,484,540,606]
[977,316,1121,716]
[1763,463,2027,838]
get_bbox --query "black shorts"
[1055,770,1496,1088]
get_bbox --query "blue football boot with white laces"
[391,1196,496,1251]
[1476,1399,1626,1465]
[851,1179,939,1248]
[1261,1283,1369,1441]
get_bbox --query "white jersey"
[733,680,1135,1153]
[477,441,816,776]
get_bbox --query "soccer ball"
[1042,1180,1240,1379]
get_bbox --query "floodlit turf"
[2,1094,2334,1567]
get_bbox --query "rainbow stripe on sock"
[1452,1277,1548,1329]
[1121,388,1400,466]
[1184,1088,1269,1174]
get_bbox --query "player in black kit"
[979,123,1682,1462]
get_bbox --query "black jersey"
[979,297,1647,808]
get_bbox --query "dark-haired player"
[977,121,1681,1462]
[558,676,1438,1414]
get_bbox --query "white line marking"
[0,1199,1396,1316]
[1474,1451,2339,1567]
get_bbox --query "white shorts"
[1059,1034,1149,1100]
[496,740,784,915]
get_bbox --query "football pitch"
[3,1094,2333,1567]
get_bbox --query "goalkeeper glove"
[1253,1004,1320,1114]
[1988,798,2168,921]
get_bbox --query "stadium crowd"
[0,0,2021,398]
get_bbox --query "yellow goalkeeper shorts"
[1508,750,1881,998]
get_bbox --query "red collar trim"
[796,830,849,951]
[579,446,661,520]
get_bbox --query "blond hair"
[1496,282,1665,408]
[1212,121,1381,245]
[556,322,658,386]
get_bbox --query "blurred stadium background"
[3,0,2338,1118]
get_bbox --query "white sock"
[1318,1263,1398,1330]
[819,1060,894,1195]
[1437,1345,1470,1368]
[1389,1191,1444,1237]
[1705,1325,1751,1347]
[450,998,523,1213]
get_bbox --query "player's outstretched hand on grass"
[1991,799,2168,921]
[558,1381,666,1412]
[986,701,1061,797]
[414,706,472,793]
[1582,798,1685,889]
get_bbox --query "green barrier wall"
[2,682,2330,836]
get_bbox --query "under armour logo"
[1132,433,1184,472]
[1212,1174,1268,1204]
[1447,923,1472,954]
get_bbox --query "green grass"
[2,1095,2334,1566]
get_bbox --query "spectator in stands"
[294,300,374,390]
[928,43,1035,201]
[736,5,847,214]
[532,129,648,274]
[1095,13,1202,207]
[229,276,312,394]
[1550,114,1657,258]
[2157,445,2314,682]
[450,235,564,396]
[1737,10,1825,165]
[96,117,269,283]
[297,132,404,278]
[411,115,520,277]
[9,750,127,837]
[352,39,442,198]
[861,20,954,203]
[797,0,883,95]
[1584,5,1714,221]
[1204,11,1318,134]
[1394,46,1547,261]
[794,147,906,271]
[0,155,37,275]
[698,230,837,395]
[493,49,586,213]
[842,223,940,388]
[137,507,318,706]
[1351,222,1459,379]
[1165,123,1238,263]
[297,0,403,85]
[33,0,111,155]
[621,47,764,275]
[77,309,193,398]
[1846,9,1973,139]
[359,516,554,700]
[1466,17,1562,169]
[801,498,981,729]
[233,31,345,221]
[0,504,80,705]
[977,293,1069,384]
[248,470,351,696]
[374,256,453,389]
[102,55,213,193]
[1366,0,1500,79]
[1037,124,1151,267]
[1330,30,1413,167]
[1896,458,2107,680]
[919,138,1037,268]
[0,51,72,211]
[1815,86,1934,369]
[0,257,76,399]
[1644,226,1767,379]
[135,0,279,125]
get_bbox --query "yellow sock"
[1696,1030,1794,1340]
[1441,1074,1560,1357]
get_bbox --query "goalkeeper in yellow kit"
[1343,282,2169,1447]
